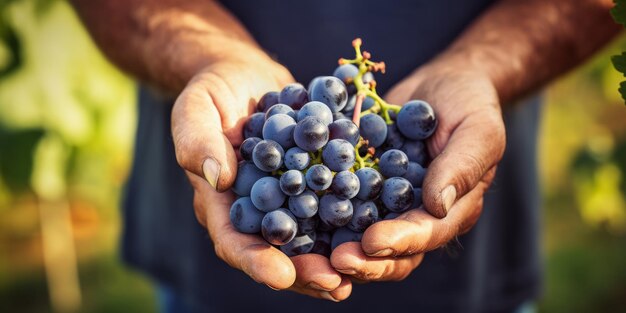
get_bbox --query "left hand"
[330,58,506,281]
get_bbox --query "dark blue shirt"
[122,1,542,312]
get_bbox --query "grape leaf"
[611,0,626,104]
[612,0,626,27]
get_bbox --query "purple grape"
[243,112,265,139]
[230,197,265,233]
[379,149,409,177]
[288,190,319,218]
[381,177,414,213]
[279,83,309,110]
[330,171,360,200]
[308,76,348,112]
[261,208,297,245]
[319,194,353,228]
[397,100,438,140]
[257,91,280,112]
[294,116,329,152]
[355,167,384,201]
[250,177,286,212]
[239,137,262,162]
[328,119,360,146]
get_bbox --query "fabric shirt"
[122,1,543,312]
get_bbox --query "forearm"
[432,0,620,104]
[71,0,264,92]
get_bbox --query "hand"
[171,52,352,301]
[331,59,506,281]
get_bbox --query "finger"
[290,254,343,291]
[189,174,296,289]
[360,168,494,257]
[289,274,352,302]
[172,79,240,192]
[423,111,505,218]
[330,242,424,282]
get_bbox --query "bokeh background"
[0,1,625,312]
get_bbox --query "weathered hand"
[331,61,505,281]
[171,55,351,300]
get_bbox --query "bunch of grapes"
[229,39,437,257]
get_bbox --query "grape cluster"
[230,39,437,257]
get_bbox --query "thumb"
[423,110,505,218]
[172,80,239,192]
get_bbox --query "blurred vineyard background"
[0,1,625,312]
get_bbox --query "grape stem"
[339,39,402,125]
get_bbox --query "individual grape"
[322,139,355,172]
[307,76,322,92]
[397,100,438,140]
[355,167,383,201]
[381,177,414,212]
[280,233,316,256]
[296,215,318,235]
[308,76,348,112]
[279,169,306,196]
[252,140,284,172]
[382,124,405,150]
[243,112,265,139]
[332,64,359,91]
[284,147,310,170]
[331,227,363,250]
[265,103,296,120]
[261,208,297,245]
[288,190,319,218]
[239,137,262,162]
[361,96,376,111]
[359,113,387,148]
[305,164,332,191]
[348,200,379,232]
[379,149,409,177]
[412,188,423,208]
[330,171,360,200]
[293,116,329,152]
[257,91,280,112]
[402,162,426,187]
[297,101,333,126]
[310,231,332,256]
[401,140,427,166]
[319,194,353,228]
[232,161,267,196]
[229,197,265,233]
[279,83,309,110]
[328,119,360,146]
[262,114,296,149]
[250,177,286,212]
[333,112,349,121]
[343,95,356,112]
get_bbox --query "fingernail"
[336,268,357,275]
[264,283,279,291]
[441,185,457,214]
[202,157,221,189]
[307,282,331,291]
[320,291,339,302]
[370,248,394,257]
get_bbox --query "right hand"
[171,51,352,301]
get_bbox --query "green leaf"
[0,127,44,193]
[619,81,626,103]
[612,0,626,27]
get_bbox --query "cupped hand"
[331,60,506,281]
[171,52,351,301]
